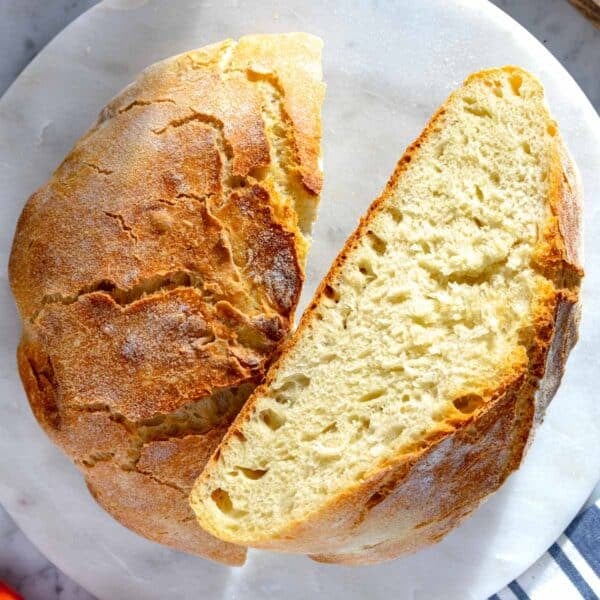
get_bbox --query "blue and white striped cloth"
[491,496,600,600]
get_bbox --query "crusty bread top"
[10,33,324,422]
[9,33,324,564]
[190,67,582,560]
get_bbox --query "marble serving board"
[0,1,599,599]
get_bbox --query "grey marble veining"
[492,0,600,109]
[0,0,99,96]
[0,1,598,599]
[0,504,95,600]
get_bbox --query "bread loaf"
[9,33,324,565]
[191,67,582,564]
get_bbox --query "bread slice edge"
[190,66,583,563]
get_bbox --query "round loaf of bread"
[9,33,323,565]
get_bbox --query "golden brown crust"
[309,370,528,562]
[554,138,583,271]
[137,430,227,490]
[9,34,323,564]
[227,34,324,195]
[30,286,284,422]
[85,457,245,565]
[195,67,582,564]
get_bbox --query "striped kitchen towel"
[490,497,600,599]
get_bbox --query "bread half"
[9,33,324,565]
[191,67,582,564]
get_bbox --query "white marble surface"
[0,504,94,600]
[0,1,598,599]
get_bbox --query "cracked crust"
[192,67,582,564]
[9,33,323,564]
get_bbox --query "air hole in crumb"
[367,231,387,256]
[473,217,484,228]
[232,430,246,442]
[390,425,405,439]
[509,73,523,96]
[289,374,310,388]
[260,408,285,430]
[547,122,557,137]
[359,388,386,402]
[237,467,268,480]
[418,240,431,253]
[490,171,500,185]
[493,87,503,98]
[276,375,310,395]
[387,290,409,304]
[401,394,410,403]
[387,206,404,223]
[453,394,484,414]
[323,284,340,302]
[475,185,484,201]
[522,141,532,155]
[358,259,377,279]
[348,415,371,441]
[321,422,338,434]
[463,96,476,105]
[211,488,236,515]
[464,105,493,118]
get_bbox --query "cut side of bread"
[9,33,324,565]
[191,67,582,564]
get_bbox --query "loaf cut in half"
[191,67,582,564]
[9,33,324,565]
